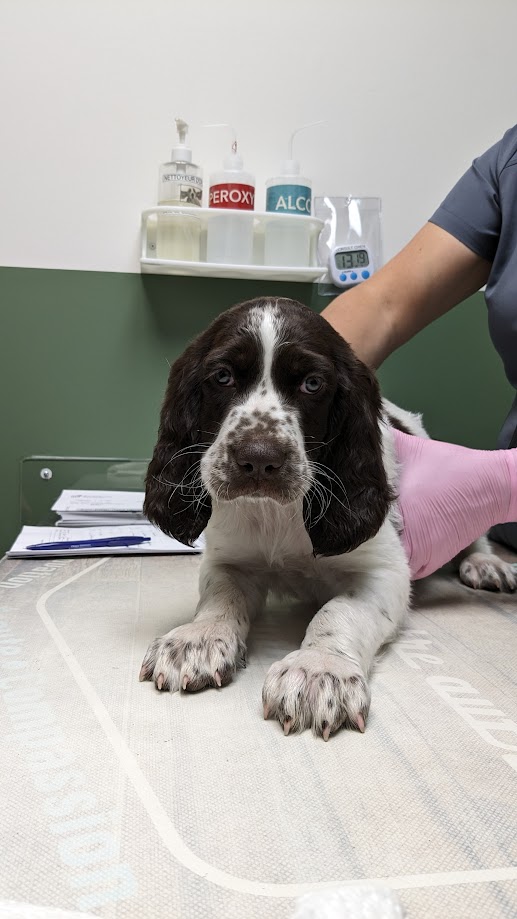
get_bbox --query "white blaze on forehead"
[249,303,284,388]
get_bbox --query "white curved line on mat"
[36,560,517,897]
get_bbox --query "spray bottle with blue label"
[264,122,323,267]
[265,122,322,216]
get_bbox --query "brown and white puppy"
[141,297,514,739]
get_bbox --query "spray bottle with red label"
[206,125,256,265]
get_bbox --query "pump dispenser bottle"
[156,118,202,261]
[158,118,203,206]
[206,126,255,265]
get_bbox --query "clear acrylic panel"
[20,456,149,527]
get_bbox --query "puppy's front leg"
[263,563,410,739]
[140,563,264,693]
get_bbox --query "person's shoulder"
[494,124,517,173]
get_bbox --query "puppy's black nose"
[233,442,287,478]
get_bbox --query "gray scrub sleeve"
[429,139,502,261]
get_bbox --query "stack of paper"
[7,525,204,558]
[52,489,146,527]
[6,489,205,557]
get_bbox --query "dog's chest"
[209,537,350,605]
[206,503,357,601]
[207,502,311,560]
[263,562,332,604]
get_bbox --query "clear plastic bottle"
[156,118,202,262]
[158,118,203,207]
[264,154,312,266]
[206,139,255,265]
[264,123,321,267]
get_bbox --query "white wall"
[1,0,516,273]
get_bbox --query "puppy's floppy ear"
[144,339,212,546]
[305,351,393,557]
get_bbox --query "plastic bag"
[314,196,383,296]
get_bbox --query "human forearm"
[320,273,399,368]
[321,223,491,368]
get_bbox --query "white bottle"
[156,118,202,262]
[265,157,312,267]
[207,141,255,265]
[264,123,322,267]
[265,162,312,217]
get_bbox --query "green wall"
[0,266,513,554]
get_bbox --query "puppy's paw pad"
[459,553,516,593]
[139,621,247,693]
[262,649,370,740]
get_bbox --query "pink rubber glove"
[392,428,517,579]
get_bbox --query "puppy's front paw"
[459,552,516,592]
[139,621,247,693]
[262,649,370,741]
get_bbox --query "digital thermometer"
[329,244,374,288]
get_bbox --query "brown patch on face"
[144,300,270,543]
[264,297,393,555]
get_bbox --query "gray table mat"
[0,554,516,919]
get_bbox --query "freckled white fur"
[203,487,410,666]
[201,303,309,496]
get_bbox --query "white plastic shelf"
[140,206,325,282]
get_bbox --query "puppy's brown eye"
[300,375,323,394]
[214,368,234,387]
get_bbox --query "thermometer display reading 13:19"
[329,244,374,288]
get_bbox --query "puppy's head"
[144,297,393,555]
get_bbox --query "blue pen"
[26,536,151,550]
